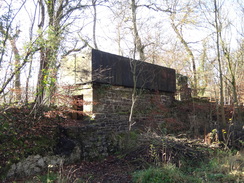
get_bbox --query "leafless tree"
[131,0,145,61]
[151,0,199,96]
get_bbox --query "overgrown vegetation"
[9,130,243,183]
[111,125,243,183]
[1,100,243,182]
[133,166,200,183]
[0,104,59,179]
[133,150,244,183]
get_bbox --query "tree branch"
[62,43,87,57]
[0,47,40,95]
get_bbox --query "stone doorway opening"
[72,95,83,120]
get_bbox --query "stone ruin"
[56,49,176,159]
[8,49,177,178]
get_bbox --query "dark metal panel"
[91,49,176,93]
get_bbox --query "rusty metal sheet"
[91,49,176,93]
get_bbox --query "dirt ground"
[5,155,140,183]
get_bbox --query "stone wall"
[58,84,175,160]
[7,84,175,178]
[92,84,174,129]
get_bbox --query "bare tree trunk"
[25,57,33,103]
[35,46,46,106]
[25,1,38,103]
[92,0,98,49]
[131,0,145,61]
[128,91,136,131]
[117,23,122,55]
[128,0,146,130]
[198,40,209,96]
[171,22,197,97]
[34,0,45,106]
[9,34,21,101]
[214,0,226,127]
[128,56,137,131]
[221,37,242,124]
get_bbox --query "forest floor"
[6,155,135,182]
[3,139,205,183]
[5,133,244,183]
[1,103,244,183]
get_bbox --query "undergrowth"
[133,149,244,183]
[1,101,243,182]
[0,104,59,179]
[133,165,200,183]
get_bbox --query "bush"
[191,150,244,182]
